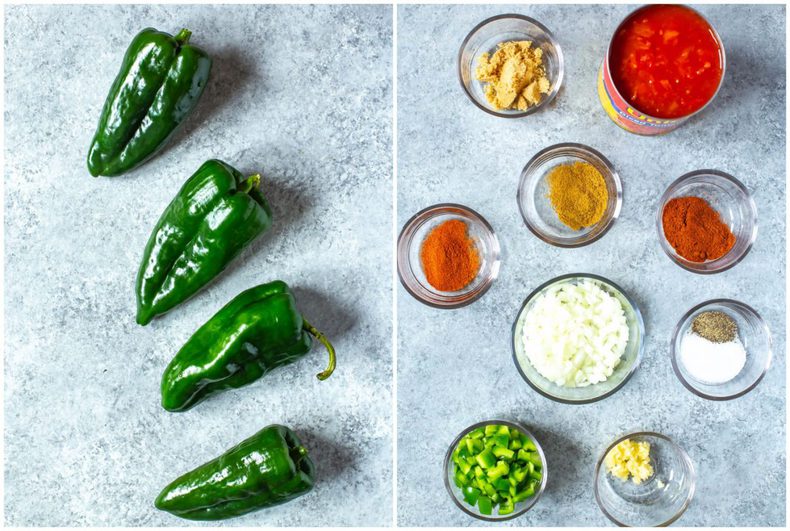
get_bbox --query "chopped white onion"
[519,280,629,387]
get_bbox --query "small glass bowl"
[657,170,757,273]
[397,204,500,308]
[458,14,564,118]
[517,143,622,247]
[512,274,644,404]
[594,432,696,527]
[444,420,548,521]
[670,299,772,400]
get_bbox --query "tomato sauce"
[609,4,723,119]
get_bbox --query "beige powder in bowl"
[475,41,550,111]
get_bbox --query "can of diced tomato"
[598,4,726,135]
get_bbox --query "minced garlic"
[604,439,654,484]
[475,41,551,111]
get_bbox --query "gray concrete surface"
[5,4,392,526]
[397,4,785,527]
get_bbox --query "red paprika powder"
[662,196,735,262]
[420,219,480,291]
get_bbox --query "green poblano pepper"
[160,280,336,412]
[136,159,272,325]
[87,28,211,177]
[155,424,315,520]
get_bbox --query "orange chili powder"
[662,196,735,262]
[420,219,481,291]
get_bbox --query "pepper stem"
[303,319,336,380]
[238,174,261,194]
[175,28,192,45]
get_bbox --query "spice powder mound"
[475,41,551,111]
[419,219,481,292]
[546,161,609,231]
[662,196,736,262]
[692,311,737,343]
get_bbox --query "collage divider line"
[391,2,399,527]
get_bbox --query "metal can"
[598,5,726,136]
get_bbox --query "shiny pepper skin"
[135,159,272,325]
[155,425,315,520]
[87,28,211,177]
[160,280,336,412]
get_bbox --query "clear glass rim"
[457,13,565,119]
[397,203,500,309]
[593,431,696,527]
[443,419,549,522]
[517,142,623,248]
[669,298,773,401]
[511,273,645,404]
[655,169,758,274]
[604,4,727,122]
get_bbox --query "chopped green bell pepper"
[477,496,493,515]
[482,482,496,498]
[492,478,510,492]
[492,446,515,460]
[523,437,538,452]
[468,428,485,439]
[454,470,468,488]
[512,466,528,483]
[462,486,481,505]
[512,486,535,503]
[498,498,515,515]
[486,460,510,481]
[466,437,483,455]
[492,433,510,448]
[451,423,543,515]
[525,452,543,469]
[475,448,497,469]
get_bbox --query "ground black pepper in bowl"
[691,311,737,343]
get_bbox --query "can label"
[597,60,684,135]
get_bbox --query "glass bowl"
[458,14,564,118]
[594,432,696,527]
[517,143,622,247]
[657,170,757,274]
[512,274,644,404]
[670,299,772,400]
[443,420,548,521]
[397,204,500,308]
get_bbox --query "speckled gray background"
[397,4,785,527]
[5,4,392,526]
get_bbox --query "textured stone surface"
[397,4,785,527]
[5,4,392,526]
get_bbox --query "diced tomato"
[609,5,723,118]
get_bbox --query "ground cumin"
[662,196,735,262]
[420,219,480,292]
[547,161,609,230]
[476,41,550,111]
